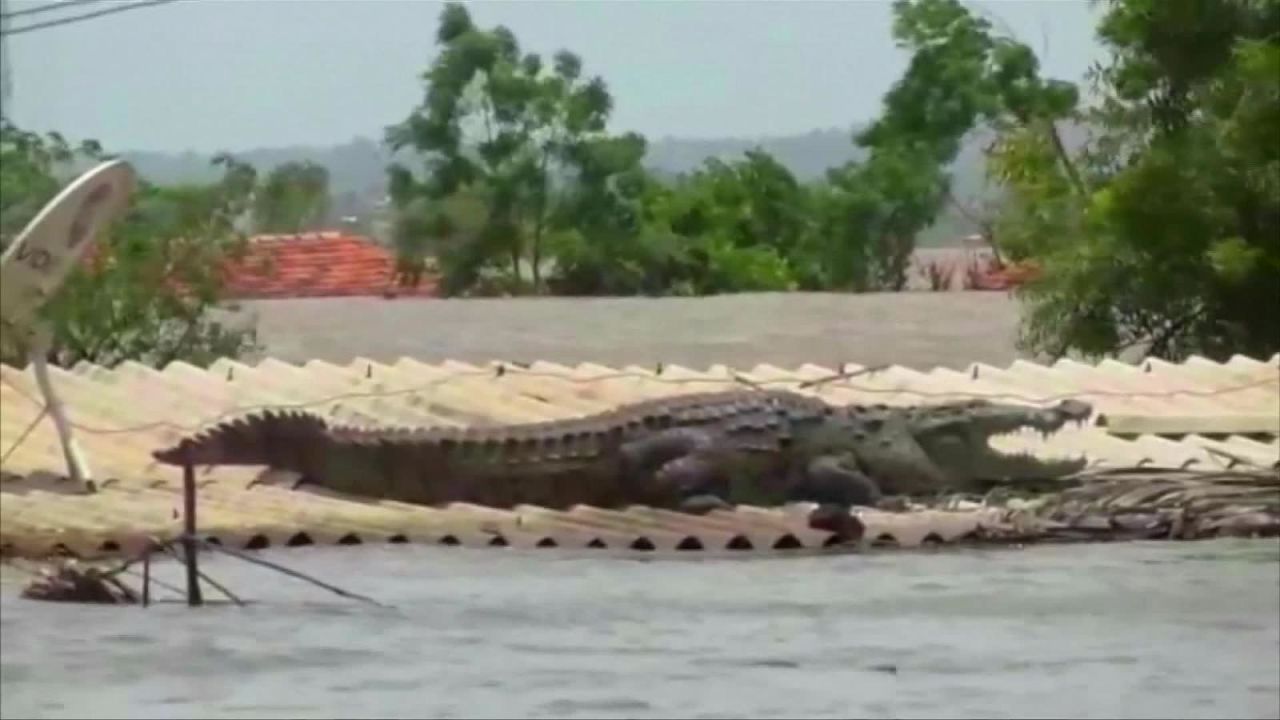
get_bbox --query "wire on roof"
[0,364,1275,439]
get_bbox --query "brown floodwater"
[2,539,1278,719]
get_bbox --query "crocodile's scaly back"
[152,390,834,509]
[151,390,1092,513]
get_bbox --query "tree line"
[2,0,1275,369]
[387,0,1278,361]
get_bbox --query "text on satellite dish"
[12,183,114,276]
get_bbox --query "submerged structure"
[1,355,1277,558]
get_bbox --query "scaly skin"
[151,390,1093,514]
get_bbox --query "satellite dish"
[0,158,138,491]
[1,158,137,336]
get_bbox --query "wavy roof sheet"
[1,354,1276,559]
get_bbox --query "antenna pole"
[27,325,92,489]
[0,159,135,492]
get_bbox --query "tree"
[0,121,260,368]
[386,2,642,295]
[0,119,103,249]
[854,0,1276,360]
[634,150,807,295]
[811,148,951,291]
[253,161,331,233]
[542,134,673,295]
[991,0,1280,360]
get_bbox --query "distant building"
[220,231,439,300]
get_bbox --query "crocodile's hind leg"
[655,452,736,515]
[619,427,718,470]
[795,454,884,508]
[619,428,731,510]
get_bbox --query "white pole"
[28,326,93,488]
[1,160,135,491]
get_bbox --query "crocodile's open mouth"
[914,399,1094,481]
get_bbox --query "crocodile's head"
[845,399,1093,494]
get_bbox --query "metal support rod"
[200,540,389,608]
[161,542,244,606]
[181,443,203,607]
[29,327,92,489]
[141,548,151,608]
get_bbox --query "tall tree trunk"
[529,147,553,295]
[530,234,542,293]
[1046,119,1087,197]
[510,247,522,287]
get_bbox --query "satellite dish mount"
[0,159,138,491]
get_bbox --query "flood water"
[2,540,1278,719]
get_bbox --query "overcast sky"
[3,0,1107,153]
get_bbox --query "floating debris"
[19,559,139,604]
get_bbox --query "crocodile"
[151,390,1093,515]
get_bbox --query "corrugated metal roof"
[1,354,1276,559]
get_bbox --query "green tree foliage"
[542,134,669,295]
[386,2,644,295]
[990,0,1280,360]
[858,0,1277,360]
[809,0,1080,292]
[811,150,950,291]
[377,0,1275,368]
[634,151,807,295]
[549,149,816,295]
[384,1,987,298]
[253,160,331,233]
[0,119,103,248]
[0,121,259,368]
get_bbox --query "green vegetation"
[253,161,331,233]
[0,119,263,367]
[2,0,1274,368]
[389,0,1279,361]
[384,1,1034,299]
[994,0,1280,360]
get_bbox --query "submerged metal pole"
[181,442,203,607]
[141,547,151,608]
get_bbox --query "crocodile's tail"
[152,410,329,468]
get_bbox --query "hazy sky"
[3,0,1107,153]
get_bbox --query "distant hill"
[119,123,1091,246]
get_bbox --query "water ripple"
[1,539,1277,719]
